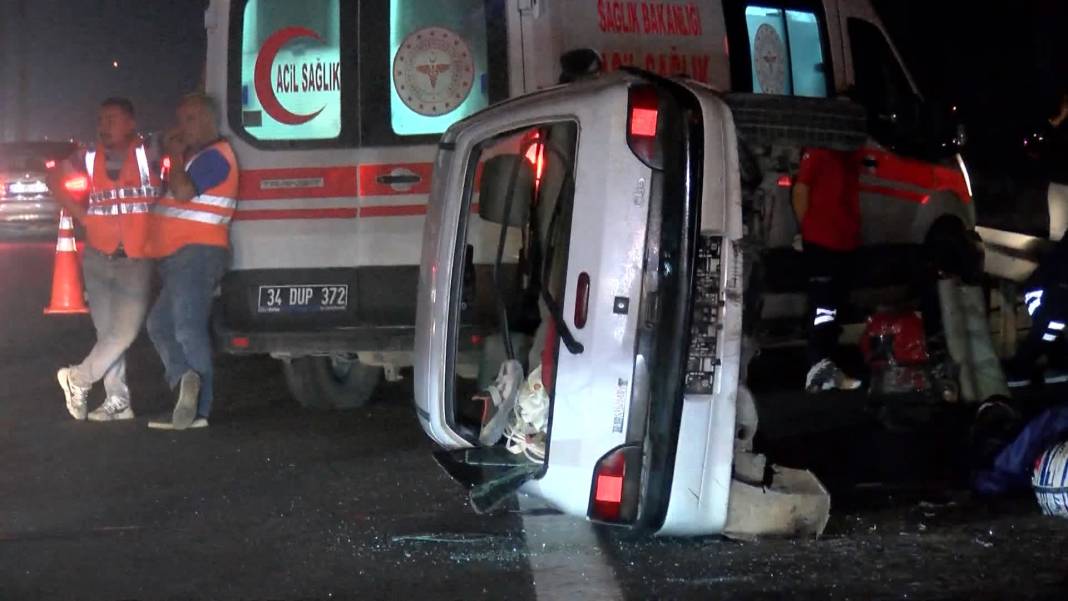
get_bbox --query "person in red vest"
[793,147,865,393]
[145,93,239,431]
[49,98,163,422]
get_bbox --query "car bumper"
[0,200,59,224]
[654,391,737,536]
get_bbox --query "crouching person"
[146,93,239,430]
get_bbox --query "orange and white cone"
[44,210,89,315]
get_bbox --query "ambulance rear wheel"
[281,356,383,410]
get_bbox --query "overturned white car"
[414,69,969,536]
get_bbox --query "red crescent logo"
[254,26,327,126]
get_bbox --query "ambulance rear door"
[213,0,513,356]
[518,1,731,91]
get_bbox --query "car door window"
[847,18,914,124]
[744,5,828,97]
[447,122,579,443]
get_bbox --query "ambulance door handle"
[377,173,423,186]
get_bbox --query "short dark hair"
[179,92,219,121]
[100,97,135,118]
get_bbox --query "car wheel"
[725,94,869,152]
[281,356,383,410]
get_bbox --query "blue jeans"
[147,245,229,418]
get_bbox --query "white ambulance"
[205,0,972,409]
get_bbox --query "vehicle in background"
[204,0,971,410]
[0,141,82,234]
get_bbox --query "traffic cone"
[44,211,89,315]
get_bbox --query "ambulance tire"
[725,93,869,152]
[282,356,383,410]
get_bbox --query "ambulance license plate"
[257,284,349,314]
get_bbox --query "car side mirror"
[478,154,533,227]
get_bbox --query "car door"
[845,17,968,246]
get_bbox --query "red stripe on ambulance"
[233,208,359,221]
[360,204,429,217]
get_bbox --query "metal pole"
[0,0,7,141]
[15,0,28,140]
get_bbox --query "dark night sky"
[1,0,1065,144]
[1,0,208,142]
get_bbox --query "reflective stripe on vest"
[151,141,237,227]
[194,194,237,210]
[86,145,156,214]
[153,203,232,225]
[86,202,154,216]
[89,185,163,203]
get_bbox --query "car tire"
[725,93,869,152]
[281,356,383,410]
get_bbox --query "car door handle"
[863,157,879,169]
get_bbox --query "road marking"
[518,494,623,601]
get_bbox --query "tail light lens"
[589,445,642,524]
[63,175,89,195]
[627,85,663,168]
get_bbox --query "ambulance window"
[744,5,828,98]
[848,19,914,120]
[232,0,350,144]
[386,0,499,137]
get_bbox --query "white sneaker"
[58,367,90,421]
[87,396,134,422]
[806,359,862,393]
[148,417,209,430]
[171,371,201,431]
[478,360,524,446]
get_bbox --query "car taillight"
[630,106,658,138]
[589,445,642,524]
[64,175,89,194]
[627,85,663,168]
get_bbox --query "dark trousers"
[1012,281,1068,372]
[805,243,853,366]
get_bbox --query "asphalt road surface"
[2,241,1068,600]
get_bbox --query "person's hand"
[792,234,804,252]
[1052,94,1068,128]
